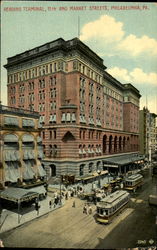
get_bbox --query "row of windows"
[78,64,102,84]
[8,62,61,84]
[104,86,123,102]
[79,130,101,140]
[9,59,102,85]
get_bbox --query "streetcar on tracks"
[152,165,157,176]
[124,174,143,192]
[96,190,130,224]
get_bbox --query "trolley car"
[152,165,157,176]
[96,190,130,224]
[124,174,143,192]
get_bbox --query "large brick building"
[4,37,142,179]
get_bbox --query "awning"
[81,175,95,181]
[79,115,84,123]
[22,119,35,127]
[0,187,38,202]
[28,185,46,195]
[103,154,145,166]
[4,116,19,126]
[66,113,71,122]
[37,136,42,143]
[79,149,83,154]
[23,161,36,180]
[38,150,44,159]
[93,170,108,177]
[4,134,18,142]
[23,150,35,160]
[4,150,20,161]
[82,149,86,154]
[37,165,46,177]
[5,162,20,183]
[61,113,66,122]
[103,164,118,168]
[72,113,76,122]
[22,134,34,142]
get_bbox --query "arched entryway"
[49,164,56,177]
[123,137,126,151]
[79,164,85,176]
[119,136,122,151]
[96,161,101,171]
[114,136,117,153]
[103,135,107,154]
[109,135,112,153]
[88,163,93,173]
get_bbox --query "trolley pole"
[60,175,62,204]
[17,199,21,224]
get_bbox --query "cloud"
[80,15,124,43]
[107,67,131,82]
[107,67,157,86]
[130,68,157,85]
[117,34,157,56]
[80,15,157,58]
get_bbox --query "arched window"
[89,163,93,173]
[114,136,117,152]
[50,164,56,177]
[119,136,122,151]
[109,135,112,153]
[79,164,84,176]
[103,135,107,153]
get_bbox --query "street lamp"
[97,169,101,188]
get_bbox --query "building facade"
[0,104,46,190]
[4,38,141,179]
[139,107,157,160]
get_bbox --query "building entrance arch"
[49,164,56,177]
[109,135,112,153]
[103,135,107,154]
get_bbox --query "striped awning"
[23,150,35,160]
[4,134,18,142]
[4,150,20,161]
[5,162,20,183]
[23,161,36,180]
[22,119,35,127]
[4,116,19,126]
[37,165,46,177]
[22,134,34,142]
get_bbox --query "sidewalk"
[0,195,64,234]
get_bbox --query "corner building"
[4,38,141,179]
[0,104,46,190]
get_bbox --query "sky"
[1,1,157,113]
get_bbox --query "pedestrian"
[0,239,4,248]
[71,190,74,197]
[88,205,92,215]
[68,190,71,198]
[65,192,68,200]
[83,204,87,214]
[72,200,76,207]
[49,200,52,209]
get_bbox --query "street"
[1,169,157,249]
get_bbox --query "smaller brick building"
[0,104,46,190]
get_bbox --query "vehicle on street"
[152,165,157,176]
[148,195,157,206]
[124,174,143,192]
[96,190,130,224]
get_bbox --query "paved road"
[1,170,157,249]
